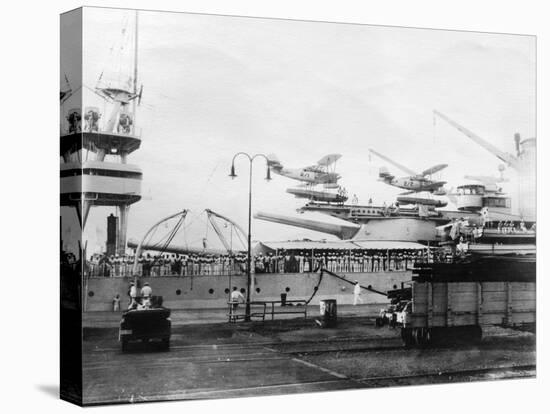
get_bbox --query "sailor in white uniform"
[353,281,363,305]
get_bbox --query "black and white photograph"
[56,2,539,408]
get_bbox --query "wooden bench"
[227,300,308,322]
[227,301,267,323]
[262,300,308,320]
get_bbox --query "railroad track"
[354,364,536,387]
[87,329,533,356]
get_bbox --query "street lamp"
[229,152,271,321]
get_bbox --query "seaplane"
[267,153,342,186]
[267,153,347,203]
[368,149,448,195]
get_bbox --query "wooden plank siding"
[407,280,535,329]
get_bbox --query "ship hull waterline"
[84,270,412,311]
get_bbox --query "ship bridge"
[59,108,143,255]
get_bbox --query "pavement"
[81,307,536,405]
[83,303,385,328]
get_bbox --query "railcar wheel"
[401,328,413,347]
[413,328,422,346]
[425,328,432,346]
[470,326,482,343]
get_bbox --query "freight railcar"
[396,257,535,346]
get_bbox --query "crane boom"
[369,149,418,177]
[205,209,247,254]
[433,110,518,170]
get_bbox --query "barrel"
[320,299,337,327]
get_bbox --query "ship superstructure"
[255,199,481,243]
[60,11,142,255]
[434,111,536,222]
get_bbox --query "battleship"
[61,11,536,314]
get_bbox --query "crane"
[433,110,519,170]
[205,209,247,254]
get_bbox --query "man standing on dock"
[353,280,363,305]
[229,287,246,321]
[230,287,245,306]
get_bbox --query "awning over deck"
[351,241,429,250]
[254,240,428,255]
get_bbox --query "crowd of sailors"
[65,107,133,135]
[484,220,536,234]
[86,248,440,278]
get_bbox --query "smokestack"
[514,133,521,157]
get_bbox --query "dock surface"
[82,307,535,405]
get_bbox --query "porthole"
[285,287,290,292]
[224,288,230,294]
[255,288,261,293]
[176,289,182,295]
[88,291,94,297]
[208,288,214,295]
[393,284,397,289]
[240,288,246,294]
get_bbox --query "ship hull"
[84,270,412,311]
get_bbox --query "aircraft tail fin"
[378,166,393,180]
[266,153,283,170]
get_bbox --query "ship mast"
[132,10,139,135]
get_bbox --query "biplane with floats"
[267,153,342,187]
[267,153,348,203]
[369,149,447,195]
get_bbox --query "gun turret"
[254,211,360,240]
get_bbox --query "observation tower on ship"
[60,11,143,255]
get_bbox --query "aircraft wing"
[425,181,447,190]
[317,153,342,167]
[303,165,323,173]
[421,164,448,177]
[369,149,418,176]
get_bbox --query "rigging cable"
[303,268,324,305]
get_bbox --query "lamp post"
[229,152,271,321]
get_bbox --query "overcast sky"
[62,7,535,255]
